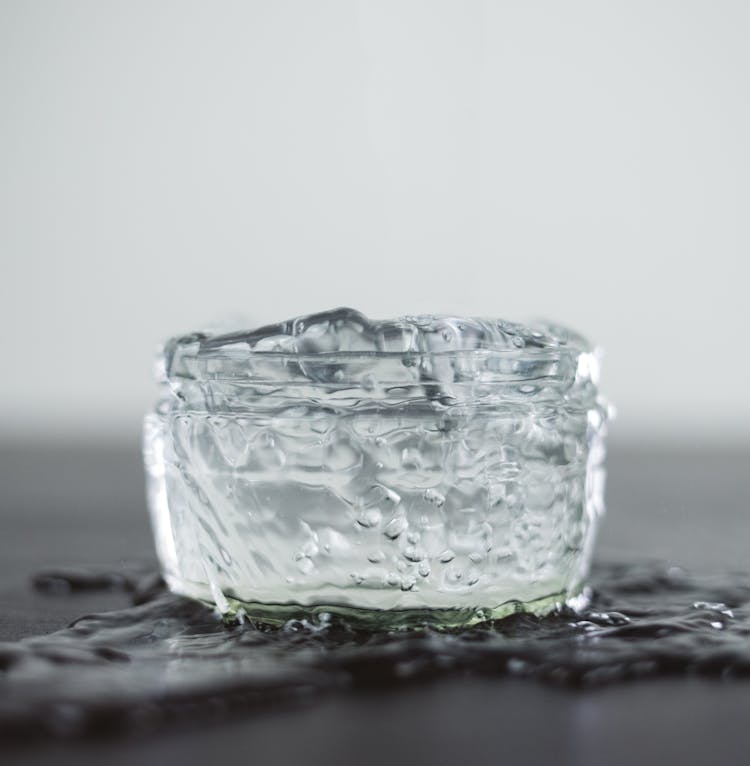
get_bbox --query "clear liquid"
[2,560,749,740]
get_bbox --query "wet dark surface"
[1,442,749,765]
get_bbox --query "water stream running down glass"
[1,560,749,740]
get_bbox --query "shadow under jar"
[143,308,609,628]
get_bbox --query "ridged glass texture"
[143,308,609,624]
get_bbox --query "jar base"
[215,589,584,630]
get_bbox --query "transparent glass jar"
[143,309,609,627]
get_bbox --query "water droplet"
[400,575,417,591]
[423,488,445,508]
[444,568,462,585]
[356,508,382,528]
[386,572,400,586]
[439,550,455,563]
[310,417,332,435]
[693,601,734,617]
[383,517,408,540]
[403,546,426,563]
[299,539,319,557]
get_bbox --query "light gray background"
[2,1,748,444]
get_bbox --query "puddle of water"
[1,560,748,740]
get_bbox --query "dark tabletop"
[1,440,749,765]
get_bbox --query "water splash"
[2,560,749,740]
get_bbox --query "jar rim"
[157,309,595,392]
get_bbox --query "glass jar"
[143,308,609,627]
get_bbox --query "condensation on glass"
[143,308,610,627]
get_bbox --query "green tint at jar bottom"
[218,590,581,630]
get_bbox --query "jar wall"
[144,401,607,617]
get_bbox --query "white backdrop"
[2,1,748,443]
